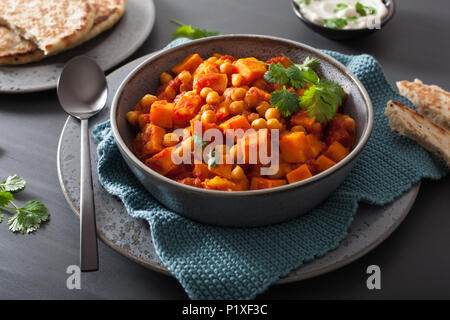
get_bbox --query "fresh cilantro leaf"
[286,65,319,89]
[264,63,290,86]
[297,56,320,71]
[270,86,301,117]
[321,80,346,105]
[299,81,345,123]
[296,0,311,5]
[8,200,49,234]
[207,149,219,169]
[193,132,207,148]
[0,191,13,207]
[170,19,221,40]
[355,2,376,16]
[334,3,348,12]
[324,18,348,29]
[347,16,359,22]
[1,174,26,193]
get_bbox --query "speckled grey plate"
[57,52,420,284]
[0,0,155,94]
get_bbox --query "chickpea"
[247,112,259,123]
[200,87,213,98]
[244,94,259,108]
[231,165,245,181]
[201,110,217,124]
[231,88,246,101]
[159,72,173,85]
[163,133,180,147]
[231,74,244,87]
[200,104,212,112]
[207,56,218,63]
[164,86,176,100]
[267,118,283,130]
[291,125,306,133]
[126,111,140,126]
[206,91,220,105]
[251,118,267,130]
[229,101,245,115]
[140,94,157,112]
[256,101,270,117]
[178,70,192,84]
[220,62,233,74]
[265,107,280,120]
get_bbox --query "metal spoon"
[57,56,107,272]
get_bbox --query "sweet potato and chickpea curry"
[125,53,356,191]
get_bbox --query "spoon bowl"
[57,56,108,272]
[57,56,107,119]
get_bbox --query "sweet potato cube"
[171,53,204,74]
[286,164,313,184]
[146,147,177,175]
[280,132,313,163]
[314,155,336,173]
[204,176,236,191]
[150,100,174,129]
[325,141,349,162]
[237,129,270,164]
[234,176,250,191]
[208,164,232,180]
[219,115,251,133]
[173,92,202,125]
[141,124,166,157]
[234,58,267,84]
[306,134,326,159]
[250,177,286,190]
[291,109,316,132]
[193,163,214,179]
[193,73,228,94]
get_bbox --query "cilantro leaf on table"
[270,86,301,117]
[8,200,49,234]
[299,81,345,123]
[324,18,348,29]
[0,175,49,234]
[264,63,290,86]
[355,2,376,16]
[1,174,26,193]
[170,19,221,40]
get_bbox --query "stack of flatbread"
[0,0,126,66]
[385,79,450,167]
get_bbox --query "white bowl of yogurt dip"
[292,0,395,40]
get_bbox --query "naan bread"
[0,0,95,55]
[0,0,127,66]
[0,26,44,66]
[397,79,450,131]
[385,100,450,167]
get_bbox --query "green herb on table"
[355,2,377,16]
[334,3,348,13]
[0,175,49,234]
[170,19,221,40]
[270,86,301,117]
[324,18,348,29]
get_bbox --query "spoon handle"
[80,118,99,271]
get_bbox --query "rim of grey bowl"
[110,34,374,197]
[291,0,396,32]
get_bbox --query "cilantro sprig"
[171,19,221,40]
[355,2,377,16]
[193,132,207,148]
[265,56,346,122]
[207,149,219,169]
[0,175,49,233]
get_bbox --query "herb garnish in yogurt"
[297,0,388,30]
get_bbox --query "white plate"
[0,0,155,93]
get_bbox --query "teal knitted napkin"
[93,40,447,300]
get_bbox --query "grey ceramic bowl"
[110,35,373,227]
[292,0,396,41]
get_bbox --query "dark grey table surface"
[0,0,449,300]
